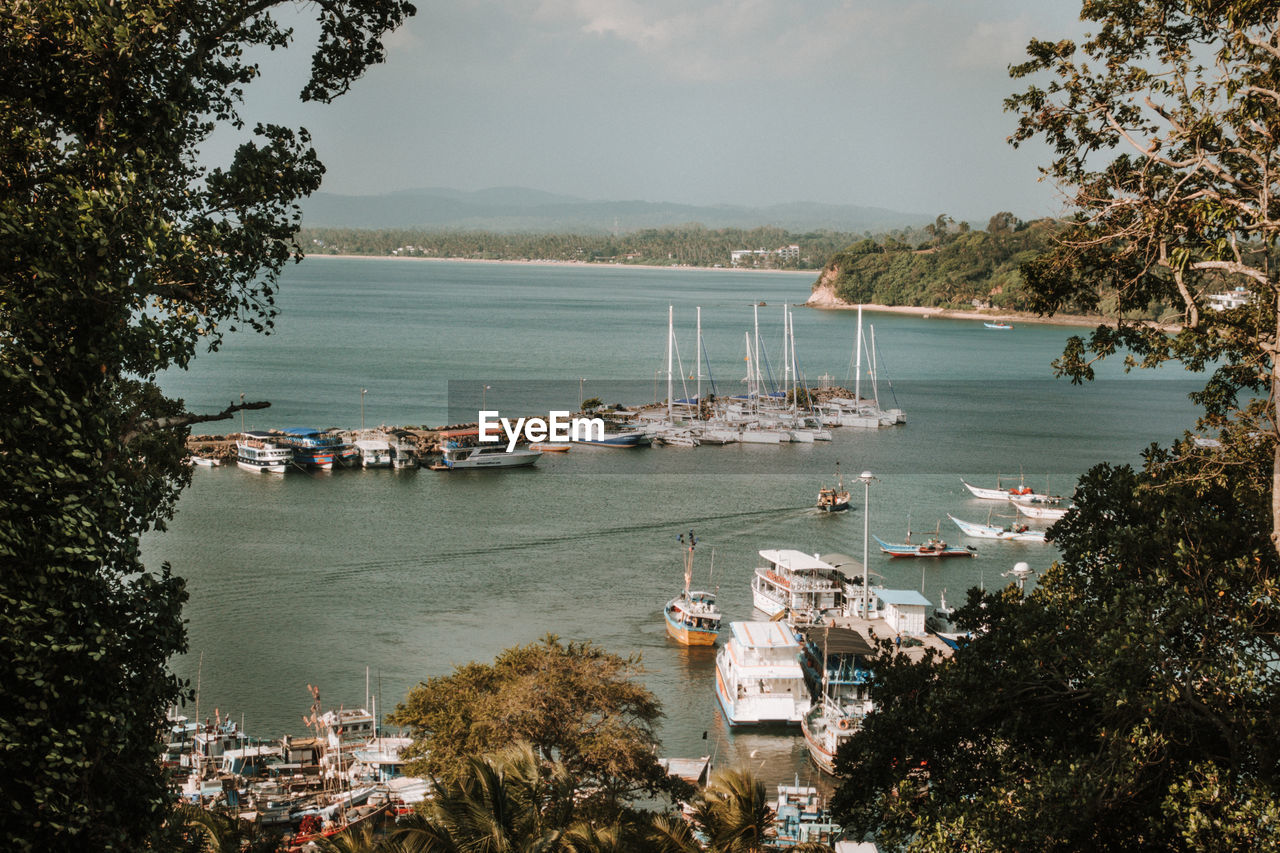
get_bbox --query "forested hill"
[810,215,1062,310]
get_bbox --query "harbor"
[147,259,1201,835]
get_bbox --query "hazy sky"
[226,1,1088,220]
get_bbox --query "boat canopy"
[759,549,837,573]
[798,626,875,657]
[280,427,324,437]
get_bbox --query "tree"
[387,635,682,817]
[830,453,1280,852]
[1006,2,1280,554]
[648,766,799,853]
[0,2,412,849]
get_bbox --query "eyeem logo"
[478,410,606,451]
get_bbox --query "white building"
[731,245,801,266]
[876,589,931,636]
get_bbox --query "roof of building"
[758,549,836,572]
[876,588,932,608]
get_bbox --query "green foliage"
[1007,2,1280,545]
[0,1,412,849]
[820,219,1063,310]
[648,766,798,853]
[831,452,1280,851]
[388,635,681,816]
[299,225,863,269]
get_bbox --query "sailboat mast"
[666,304,674,424]
[789,306,800,415]
[696,306,702,421]
[870,324,881,409]
[855,305,863,405]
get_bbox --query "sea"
[144,257,1200,790]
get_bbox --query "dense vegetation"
[0,2,412,849]
[818,215,1072,311]
[300,225,869,269]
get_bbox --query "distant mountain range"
[299,186,933,233]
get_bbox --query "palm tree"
[393,742,575,853]
[648,766,778,853]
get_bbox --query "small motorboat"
[816,463,851,512]
[873,534,975,558]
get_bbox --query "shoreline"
[305,252,815,276]
[304,253,1175,331]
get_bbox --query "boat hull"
[664,612,719,646]
[236,459,287,474]
[949,514,1047,542]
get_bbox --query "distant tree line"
[299,225,876,269]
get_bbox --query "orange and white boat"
[664,531,721,646]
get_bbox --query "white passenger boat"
[751,549,843,621]
[354,437,392,468]
[439,443,541,469]
[235,432,291,474]
[949,513,1047,543]
[714,621,810,726]
[962,477,1061,504]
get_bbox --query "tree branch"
[121,399,270,446]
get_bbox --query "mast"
[789,306,800,416]
[870,324,881,410]
[753,303,761,412]
[696,306,702,422]
[666,304,674,424]
[855,305,863,406]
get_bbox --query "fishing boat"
[713,621,810,726]
[873,533,976,558]
[949,513,1047,543]
[236,431,292,474]
[439,443,541,469]
[984,321,1013,329]
[816,463,851,512]
[279,428,347,469]
[1013,502,1070,521]
[799,625,874,775]
[750,550,843,622]
[962,477,1061,504]
[663,531,721,646]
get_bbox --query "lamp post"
[361,389,367,431]
[860,470,875,619]
[239,392,245,434]
[482,384,490,412]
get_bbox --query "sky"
[222,1,1090,221]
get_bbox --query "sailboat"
[816,463,851,512]
[663,531,721,646]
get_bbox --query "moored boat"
[750,550,843,622]
[949,513,1047,542]
[439,443,541,469]
[354,437,392,468]
[236,432,292,473]
[190,454,222,467]
[798,625,875,775]
[873,533,976,558]
[962,477,1060,504]
[1013,501,1070,521]
[714,621,810,726]
[279,428,346,469]
[570,430,652,448]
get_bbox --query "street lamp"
[482,384,491,412]
[859,470,875,619]
[239,392,245,434]
[361,388,367,431]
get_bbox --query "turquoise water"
[147,258,1200,787]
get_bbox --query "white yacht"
[235,431,291,474]
[751,549,844,622]
[714,621,810,726]
[439,443,541,469]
